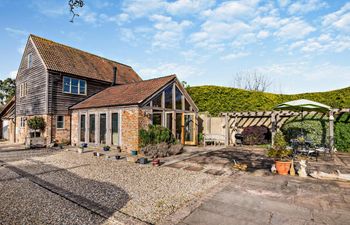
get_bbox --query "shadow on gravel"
[202,148,274,172]
[0,160,133,224]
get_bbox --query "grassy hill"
[187,85,350,116]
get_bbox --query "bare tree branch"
[232,71,272,92]
[68,0,84,23]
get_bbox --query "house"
[0,96,15,142]
[9,34,198,150]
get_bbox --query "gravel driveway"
[0,145,221,224]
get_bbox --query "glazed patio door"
[99,113,107,144]
[111,113,119,145]
[183,113,197,145]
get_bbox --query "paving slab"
[181,174,350,225]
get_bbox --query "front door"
[184,113,197,145]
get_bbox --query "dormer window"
[27,53,33,69]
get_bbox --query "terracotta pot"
[275,161,291,175]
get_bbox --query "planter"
[81,143,88,148]
[275,161,291,175]
[131,150,138,156]
[152,159,160,167]
[139,157,148,164]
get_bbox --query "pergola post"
[329,110,335,152]
[225,113,229,146]
[271,111,276,147]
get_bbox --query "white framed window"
[19,82,28,98]
[63,76,87,95]
[57,116,64,129]
[20,117,26,128]
[27,53,33,69]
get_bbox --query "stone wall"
[71,112,79,146]
[15,115,51,144]
[51,115,71,144]
[121,107,151,151]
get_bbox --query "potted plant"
[26,116,46,148]
[267,131,293,175]
[103,145,110,151]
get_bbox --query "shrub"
[139,125,175,147]
[281,118,329,146]
[267,131,292,160]
[27,116,46,137]
[242,126,271,145]
[334,123,350,152]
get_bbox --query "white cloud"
[274,18,315,40]
[202,0,259,21]
[138,63,201,80]
[288,0,327,15]
[122,0,165,18]
[220,52,250,61]
[166,0,215,15]
[256,62,350,93]
[323,2,350,31]
[278,0,290,8]
[257,30,270,39]
[190,20,251,48]
[5,27,28,36]
[150,14,192,48]
[4,70,18,79]
[288,34,350,53]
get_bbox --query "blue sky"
[1,0,350,94]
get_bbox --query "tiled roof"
[30,34,142,84]
[70,75,176,109]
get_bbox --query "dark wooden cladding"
[47,71,110,115]
[16,39,47,116]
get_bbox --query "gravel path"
[0,149,221,224]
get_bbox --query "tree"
[181,81,190,88]
[232,71,272,92]
[0,78,15,105]
[68,0,85,23]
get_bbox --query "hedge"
[187,85,350,116]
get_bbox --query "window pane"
[57,116,64,129]
[89,114,95,143]
[175,87,182,110]
[152,93,162,108]
[185,99,191,111]
[111,113,119,145]
[152,113,162,126]
[164,85,173,109]
[80,115,86,142]
[71,79,79,94]
[100,114,107,144]
[63,77,70,93]
[79,80,86,94]
[28,54,33,68]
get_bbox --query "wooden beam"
[329,111,335,152]
[225,114,229,146]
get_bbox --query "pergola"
[222,101,350,150]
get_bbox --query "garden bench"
[204,134,225,147]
